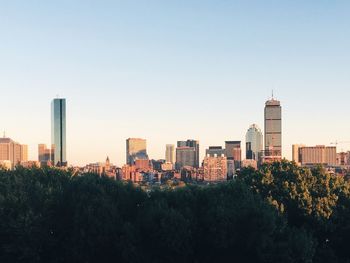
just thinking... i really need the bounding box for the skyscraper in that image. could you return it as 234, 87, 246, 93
206, 146, 225, 157
177, 140, 200, 168
126, 138, 148, 165
165, 144, 175, 164
245, 124, 263, 161
264, 97, 282, 159
51, 98, 67, 167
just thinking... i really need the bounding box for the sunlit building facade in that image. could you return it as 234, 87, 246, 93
203, 154, 227, 182
264, 98, 282, 160
126, 138, 149, 165
165, 144, 175, 164
0, 136, 28, 168
51, 98, 67, 167
245, 124, 263, 161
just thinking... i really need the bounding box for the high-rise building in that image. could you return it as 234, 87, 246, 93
264, 97, 282, 160
165, 144, 175, 164
225, 141, 241, 169
177, 140, 200, 168
51, 98, 67, 167
294, 145, 336, 167
126, 138, 148, 165
206, 146, 225, 157
38, 144, 51, 166
203, 154, 227, 181
0, 136, 28, 168
176, 146, 196, 170
245, 124, 263, 161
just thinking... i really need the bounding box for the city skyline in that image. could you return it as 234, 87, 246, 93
1, 1, 350, 165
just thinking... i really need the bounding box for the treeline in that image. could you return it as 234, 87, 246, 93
0, 162, 350, 262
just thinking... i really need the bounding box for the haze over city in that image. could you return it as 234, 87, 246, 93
1, 1, 350, 166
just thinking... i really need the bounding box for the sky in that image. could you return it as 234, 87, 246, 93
1, 0, 350, 166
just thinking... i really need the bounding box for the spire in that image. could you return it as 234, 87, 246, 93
272, 89, 274, 99
3, 130, 5, 138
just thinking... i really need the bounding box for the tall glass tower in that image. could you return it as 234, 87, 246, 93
245, 124, 263, 161
264, 97, 282, 158
51, 98, 67, 166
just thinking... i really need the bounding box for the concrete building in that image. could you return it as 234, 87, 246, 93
51, 98, 67, 167
245, 124, 263, 162
293, 145, 337, 167
0, 136, 28, 168
177, 140, 200, 168
165, 144, 175, 164
176, 146, 196, 170
206, 146, 225, 157
264, 97, 282, 160
203, 154, 227, 182
225, 141, 241, 169
126, 138, 148, 165
292, 144, 305, 165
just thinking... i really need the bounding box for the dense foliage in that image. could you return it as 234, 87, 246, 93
0, 161, 349, 262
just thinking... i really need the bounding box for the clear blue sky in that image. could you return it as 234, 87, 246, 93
1, 0, 350, 166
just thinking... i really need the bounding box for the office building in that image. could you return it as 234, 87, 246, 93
126, 138, 148, 165
206, 146, 225, 157
292, 144, 305, 165
203, 154, 227, 182
0, 136, 28, 168
177, 140, 200, 168
165, 144, 175, 164
245, 124, 263, 161
225, 141, 241, 169
51, 98, 67, 166
38, 144, 51, 166
264, 97, 282, 160
293, 145, 337, 167
176, 146, 196, 170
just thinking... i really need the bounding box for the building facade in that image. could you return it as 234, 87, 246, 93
51, 98, 67, 166
245, 124, 263, 162
293, 145, 337, 167
126, 138, 148, 165
225, 141, 241, 169
165, 144, 175, 164
176, 146, 196, 170
203, 154, 227, 182
264, 98, 282, 159
0, 137, 28, 168
206, 146, 225, 157
177, 140, 200, 168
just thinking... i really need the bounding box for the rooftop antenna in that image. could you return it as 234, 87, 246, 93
3, 130, 6, 138
272, 89, 274, 99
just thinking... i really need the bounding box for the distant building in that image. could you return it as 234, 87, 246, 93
203, 154, 227, 182
177, 140, 200, 168
165, 144, 175, 164
38, 144, 52, 166
337, 152, 350, 166
126, 138, 149, 165
121, 165, 142, 182
161, 162, 174, 171
225, 141, 241, 169
51, 98, 67, 167
135, 159, 150, 171
176, 146, 196, 170
292, 144, 305, 165
294, 145, 337, 167
245, 124, 263, 162
242, 159, 258, 169
206, 146, 225, 157
0, 136, 28, 168
264, 97, 282, 160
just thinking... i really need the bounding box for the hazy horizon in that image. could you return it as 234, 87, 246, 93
1, 1, 350, 166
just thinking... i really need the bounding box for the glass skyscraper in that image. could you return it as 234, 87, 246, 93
264, 98, 282, 158
245, 124, 263, 161
51, 98, 67, 166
